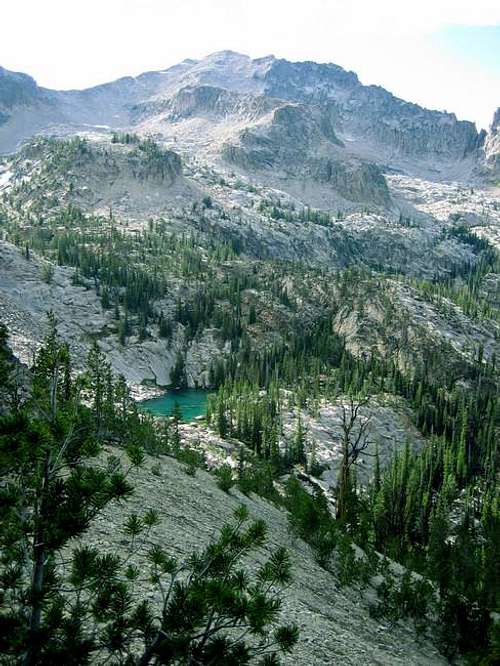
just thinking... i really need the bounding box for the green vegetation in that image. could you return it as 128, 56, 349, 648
111, 131, 140, 144
412, 226, 500, 321
258, 197, 336, 226
0, 322, 298, 665
207, 306, 499, 661
0, 136, 499, 662
129, 138, 181, 182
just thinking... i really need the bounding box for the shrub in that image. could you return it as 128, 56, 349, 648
215, 463, 234, 492
41, 262, 54, 284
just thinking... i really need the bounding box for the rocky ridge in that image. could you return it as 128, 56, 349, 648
0, 51, 498, 188
1, 132, 499, 395
484, 107, 500, 174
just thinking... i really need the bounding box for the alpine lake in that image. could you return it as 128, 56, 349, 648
138, 388, 209, 422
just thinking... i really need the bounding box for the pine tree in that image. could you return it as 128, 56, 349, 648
1, 328, 299, 665
373, 441, 381, 494
0, 323, 13, 409
85, 340, 109, 435
135, 506, 299, 665
170, 353, 187, 388
428, 496, 451, 593
118, 312, 131, 345
292, 413, 307, 466
216, 391, 229, 438
248, 302, 257, 325
0, 325, 135, 664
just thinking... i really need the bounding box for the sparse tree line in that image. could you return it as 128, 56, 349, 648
0, 154, 499, 662
2, 290, 496, 662
411, 225, 500, 322
206, 310, 499, 662
2, 201, 343, 377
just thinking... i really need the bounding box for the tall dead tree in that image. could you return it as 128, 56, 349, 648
336, 395, 373, 523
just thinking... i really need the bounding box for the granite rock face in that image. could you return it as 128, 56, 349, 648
492, 108, 500, 133
0, 67, 44, 112
262, 57, 484, 167
0, 67, 62, 152
218, 97, 391, 206
0, 241, 221, 391
0, 51, 496, 188
162, 85, 276, 123
484, 107, 500, 174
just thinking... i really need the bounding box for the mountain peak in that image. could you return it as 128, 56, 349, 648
0, 66, 37, 85
491, 107, 500, 134
0, 51, 495, 181
0, 66, 41, 115
204, 50, 250, 61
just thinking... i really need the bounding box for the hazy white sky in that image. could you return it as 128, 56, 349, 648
1, 0, 499, 130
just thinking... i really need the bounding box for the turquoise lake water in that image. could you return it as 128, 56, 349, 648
138, 389, 209, 421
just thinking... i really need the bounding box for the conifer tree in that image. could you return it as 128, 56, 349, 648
291, 413, 307, 466
170, 353, 187, 388
0, 323, 14, 410
135, 506, 299, 665
0, 326, 299, 666
0, 323, 135, 664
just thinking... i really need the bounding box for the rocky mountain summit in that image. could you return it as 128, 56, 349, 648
484, 107, 500, 171
0, 51, 498, 192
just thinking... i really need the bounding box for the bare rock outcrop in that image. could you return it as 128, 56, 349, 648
0, 51, 494, 186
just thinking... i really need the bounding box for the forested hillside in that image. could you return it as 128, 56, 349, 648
0, 53, 499, 665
